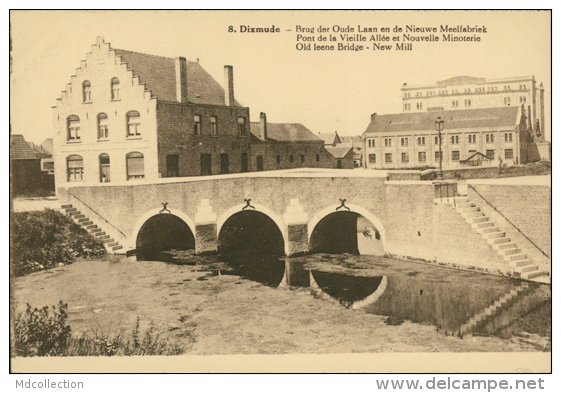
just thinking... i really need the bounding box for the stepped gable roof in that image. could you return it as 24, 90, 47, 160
325, 145, 352, 159
249, 122, 323, 143
363, 107, 520, 135
114, 49, 242, 106
11, 134, 39, 160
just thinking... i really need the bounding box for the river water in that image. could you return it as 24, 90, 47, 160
137, 250, 551, 341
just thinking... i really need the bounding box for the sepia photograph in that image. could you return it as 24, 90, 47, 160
9, 10, 551, 375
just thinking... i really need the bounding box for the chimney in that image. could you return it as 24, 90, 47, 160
175, 57, 188, 103
224, 65, 235, 106
259, 112, 267, 140
371, 113, 377, 122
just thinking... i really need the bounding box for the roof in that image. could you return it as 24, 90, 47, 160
318, 132, 341, 145
340, 136, 362, 146
325, 145, 353, 159
41, 138, 53, 155
114, 49, 242, 106
11, 134, 39, 160
460, 151, 492, 162
249, 122, 322, 143
363, 107, 521, 136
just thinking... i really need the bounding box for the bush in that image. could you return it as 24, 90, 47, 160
10, 209, 106, 277
13, 305, 193, 357
13, 302, 72, 357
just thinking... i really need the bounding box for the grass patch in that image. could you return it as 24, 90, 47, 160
10, 209, 106, 277
12, 302, 194, 357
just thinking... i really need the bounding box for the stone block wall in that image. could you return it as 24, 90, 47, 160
467, 184, 551, 269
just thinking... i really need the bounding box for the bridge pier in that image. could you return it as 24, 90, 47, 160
194, 199, 218, 254
284, 199, 309, 256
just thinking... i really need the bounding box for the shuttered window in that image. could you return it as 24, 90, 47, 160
126, 152, 145, 180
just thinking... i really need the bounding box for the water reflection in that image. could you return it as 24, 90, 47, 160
136, 250, 550, 341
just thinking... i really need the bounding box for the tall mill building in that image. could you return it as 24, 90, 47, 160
400, 76, 547, 139
53, 37, 344, 189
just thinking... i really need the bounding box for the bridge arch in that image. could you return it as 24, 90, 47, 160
129, 207, 196, 250
217, 203, 288, 255
307, 203, 386, 245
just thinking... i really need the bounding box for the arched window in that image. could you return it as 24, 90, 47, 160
67, 155, 84, 182
82, 80, 91, 102
97, 113, 109, 139
126, 152, 145, 180
67, 115, 80, 141
126, 111, 141, 137
111, 77, 120, 100
99, 154, 110, 182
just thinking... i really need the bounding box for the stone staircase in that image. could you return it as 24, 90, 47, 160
459, 282, 530, 336
61, 204, 124, 253
454, 197, 547, 281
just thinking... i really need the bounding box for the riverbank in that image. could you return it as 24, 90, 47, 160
12, 254, 550, 355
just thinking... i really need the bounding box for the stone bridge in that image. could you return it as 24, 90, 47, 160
57, 169, 551, 279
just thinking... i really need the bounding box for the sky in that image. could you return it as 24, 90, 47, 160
10, 10, 551, 145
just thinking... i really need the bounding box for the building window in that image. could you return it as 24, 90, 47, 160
238, 117, 247, 136
82, 80, 91, 102
435, 151, 441, 161
126, 152, 145, 180
418, 151, 426, 163
450, 135, 459, 144
220, 154, 229, 174
126, 111, 141, 137
257, 156, 264, 171
241, 153, 249, 172
451, 151, 460, 161
504, 97, 510, 105
67, 155, 83, 182
97, 113, 109, 139
505, 132, 513, 142
416, 102, 422, 110
434, 136, 440, 145
385, 138, 391, 147
316, 154, 320, 162
369, 154, 376, 164
401, 152, 409, 163
67, 115, 80, 141
368, 139, 375, 148
99, 154, 110, 182
276, 155, 281, 164
468, 134, 477, 144
417, 136, 425, 146
505, 149, 514, 159
401, 137, 408, 146
111, 78, 120, 100
385, 153, 392, 163
337, 160, 342, 169
210, 116, 218, 136
194, 115, 201, 136
465, 99, 471, 107
289, 154, 294, 163
486, 150, 495, 160
486, 133, 495, 143
300, 155, 305, 163
167, 155, 179, 177
404, 103, 410, 111
200, 154, 212, 176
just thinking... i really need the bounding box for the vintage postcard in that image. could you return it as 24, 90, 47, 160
9, 10, 551, 375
